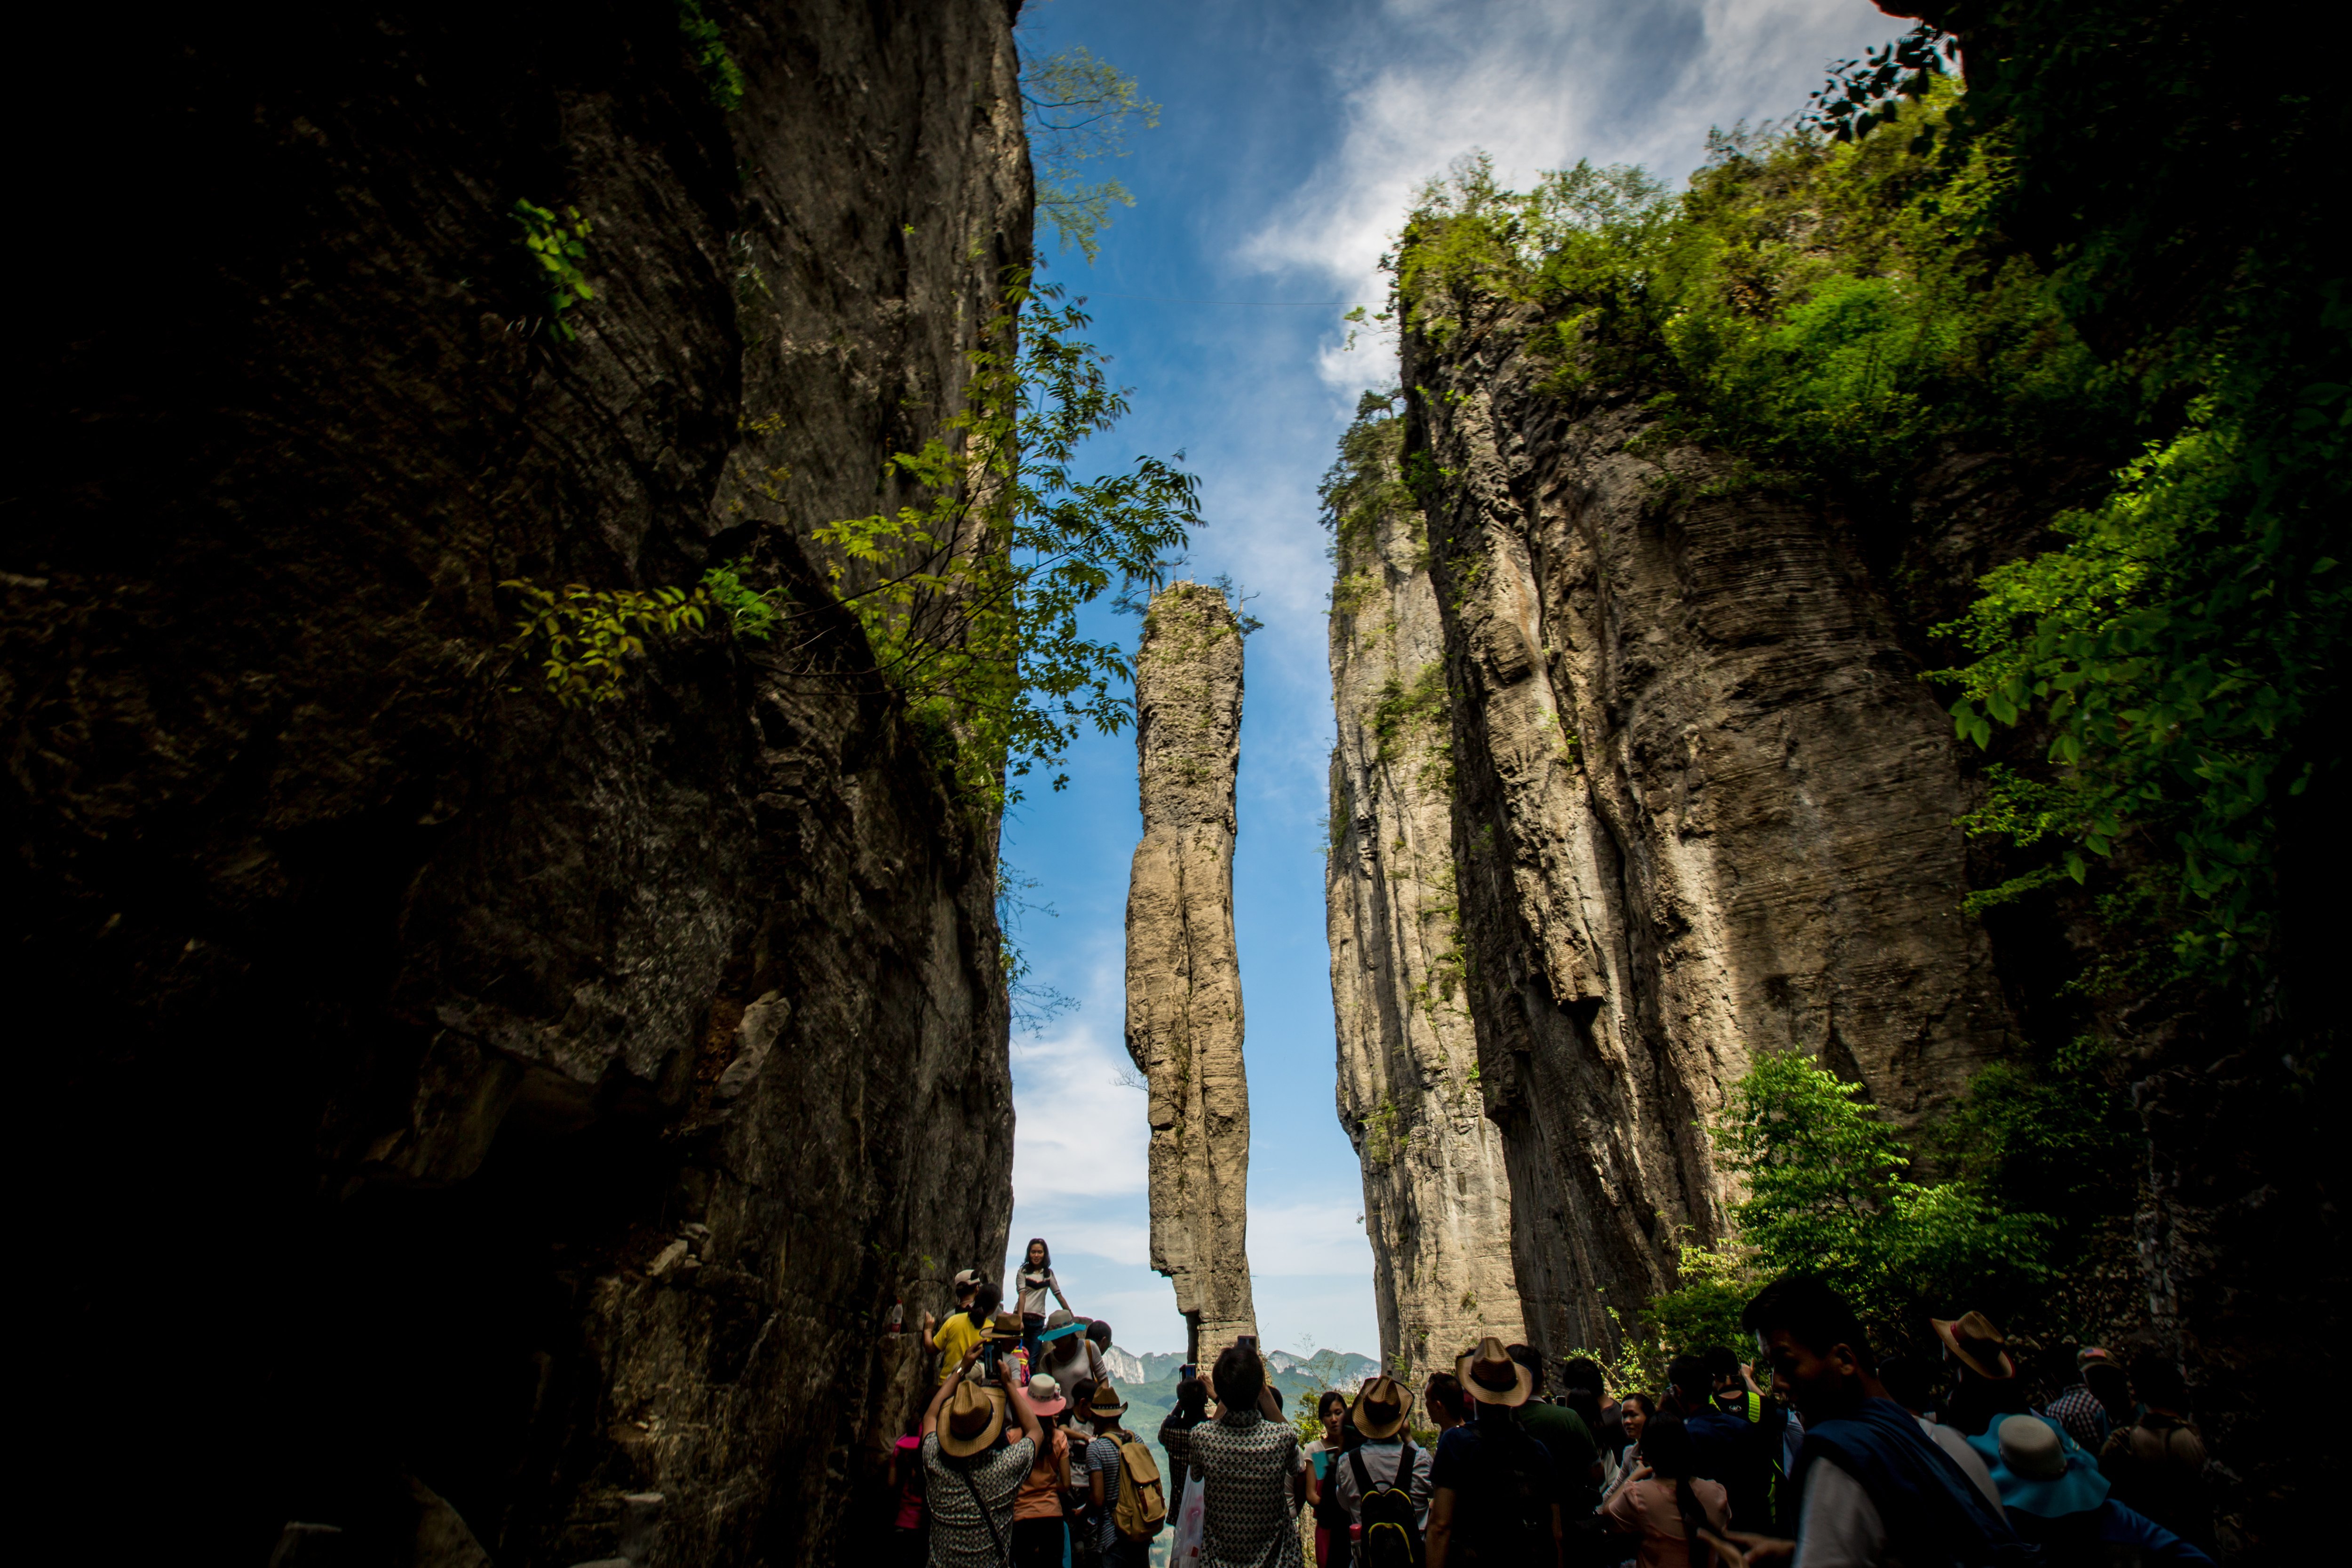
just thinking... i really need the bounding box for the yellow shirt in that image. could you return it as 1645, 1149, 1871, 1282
932, 1312, 987, 1382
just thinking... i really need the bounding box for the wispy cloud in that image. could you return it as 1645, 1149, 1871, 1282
1241, 0, 1905, 393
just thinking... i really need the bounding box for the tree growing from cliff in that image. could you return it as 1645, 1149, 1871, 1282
1020, 45, 1158, 263
813, 278, 1199, 806
1606, 1053, 2053, 1366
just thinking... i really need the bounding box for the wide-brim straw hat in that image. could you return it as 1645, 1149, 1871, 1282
985, 1311, 1025, 1340
1932, 1311, 2017, 1381
1967, 1414, 2110, 1519
938, 1381, 1008, 1457
1039, 1308, 1083, 1343
1352, 1375, 1412, 1439
1026, 1375, 1067, 1417
1087, 1381, 1129, 1419
1457, 1336, 1534, 1406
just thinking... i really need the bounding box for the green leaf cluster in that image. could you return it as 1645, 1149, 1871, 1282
810, 276, 1199, 807
501, 580, 707, 707
1019, 45, 1158, 263
1622, 1053, 2052, 1359
700, 559, 783, 641
674, 0, 744, 113
512, 200, 595, 342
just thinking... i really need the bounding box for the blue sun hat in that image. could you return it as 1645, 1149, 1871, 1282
1967, 1413, 2111, 1518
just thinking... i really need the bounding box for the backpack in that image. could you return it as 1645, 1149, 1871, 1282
1109, 1428, 1166, 1541
1462, 1427, 1549, 1566
1351, 1442, 1422, 1568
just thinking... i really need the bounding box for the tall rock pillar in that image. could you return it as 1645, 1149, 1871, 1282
1127, 582, 1258, 1361
1325, 412, 1528, 1386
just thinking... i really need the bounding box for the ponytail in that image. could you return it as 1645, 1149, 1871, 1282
1637, 1415, 1715, 1555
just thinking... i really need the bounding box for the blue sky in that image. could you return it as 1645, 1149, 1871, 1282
997, 0, 1909, 1358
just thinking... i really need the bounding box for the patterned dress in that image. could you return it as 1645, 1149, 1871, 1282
1188, 1409, 1305, 1568
922, 1432, 1037, 1568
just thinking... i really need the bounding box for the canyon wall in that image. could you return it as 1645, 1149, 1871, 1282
1127, 583, 1259, 1361
7, 3, 1027, 1563
1331, 294, 2030, 1361
1325, 421, 1528, 1385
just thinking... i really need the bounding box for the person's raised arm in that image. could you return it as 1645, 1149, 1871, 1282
1257, 1382, 1282, 1421
1425, 1487, 1456, 1568
921, 1349, 975, 1440
1006, 1372, 1042, 1452
1052, 1271, 1071, 1313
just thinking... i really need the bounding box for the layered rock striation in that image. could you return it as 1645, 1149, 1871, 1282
1326, 418, 1527, 1384
8, 5, 1027, 1563
1126, 583, 1259, 1360
1341, 295, 2030, 1359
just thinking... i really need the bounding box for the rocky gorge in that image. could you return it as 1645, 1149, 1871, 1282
9, 3, 1029, 1563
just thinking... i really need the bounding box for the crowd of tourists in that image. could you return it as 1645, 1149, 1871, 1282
892, 1240, 2218, 1568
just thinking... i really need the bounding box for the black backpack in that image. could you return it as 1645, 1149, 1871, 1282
1351, 1442, 1422, 1568
1462, 1426, 1550, 1567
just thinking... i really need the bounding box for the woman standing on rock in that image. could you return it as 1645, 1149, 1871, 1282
1016, 1238, 1072, 1362
1190, 1343, 1308, 1568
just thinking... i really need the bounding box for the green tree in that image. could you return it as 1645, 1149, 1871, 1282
1020, 45, 1158, 262
812, 276, 1199, 805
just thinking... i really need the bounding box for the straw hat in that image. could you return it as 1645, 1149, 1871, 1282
1352, 1375, 1412, 1440
985, 1311, 1025, 1341
1457, 1336, 1534, 1406
1087, 1381, 1129, 1419
1931, 1311, 2017, 1380
1038, 1308, 1084, 1343
1967, 1414, 2110, 1519
1026, 1374, 1067, 1418
937, 1380, 1008, 1457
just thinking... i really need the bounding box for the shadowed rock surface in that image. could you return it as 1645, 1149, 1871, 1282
1126, 582, 1258, 1361
1325, 421, 1526, 1386
8, 3, 1027, 1562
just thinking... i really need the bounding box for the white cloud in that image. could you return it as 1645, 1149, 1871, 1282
1247, 1197, 1376, 1278
1240, 0, 1907, 392
1011, 1020, 1152, 1203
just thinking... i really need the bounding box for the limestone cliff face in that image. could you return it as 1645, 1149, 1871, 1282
1127, 582, 1259, 1360
1326, 422, 1527, 1385
1393, 298, 2021, 1359
8, 4, 1026, 1563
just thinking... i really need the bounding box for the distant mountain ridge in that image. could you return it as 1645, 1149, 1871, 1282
1105, 1346, 1379, 1393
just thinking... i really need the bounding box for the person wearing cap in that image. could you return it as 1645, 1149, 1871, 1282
921, 1339, 1043, 1568
1425, 1336, 1565, 1568
1189, 1341, 1309, 1568
1077, 1380, 1149, 1567
1331, 1375, 1435, 1529
1970, 1414, 2213, 1565
2035, 1347, 2116, 1454
1010, 1374, 1073, 1568
1731, 1276, 2021, 1568
1932, 1311, 2032, 1438
929, 1278, 1001, 1385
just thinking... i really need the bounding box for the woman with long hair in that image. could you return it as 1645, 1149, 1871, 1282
1603, 1392, 1656, 1498
1303, 1389, 1354, 1566
1014, 1238, 1071, 1364
1600, 1413, 1729, 1568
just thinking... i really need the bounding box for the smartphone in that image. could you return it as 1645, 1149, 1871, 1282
1178, 1364, 1197, 1381
1237, 1335, 1257, 1353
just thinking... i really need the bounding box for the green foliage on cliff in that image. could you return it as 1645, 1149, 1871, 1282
1392, 22, 2349, 1006
674, 0, 744, 112
501, 581, 707, 706
512, 200, 595, 342
1622, 1053, 2052, 1363
813, 278, 1198, 806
